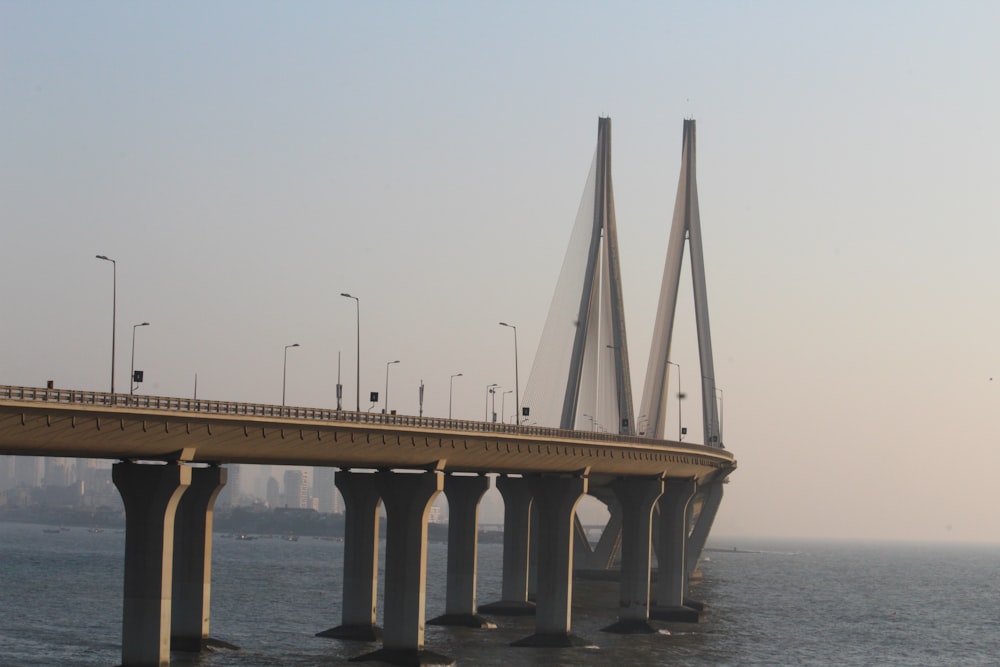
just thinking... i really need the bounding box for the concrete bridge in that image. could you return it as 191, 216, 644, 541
0, 384, 734, 665
0, 116, 736, 665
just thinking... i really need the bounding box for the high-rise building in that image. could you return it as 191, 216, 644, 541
283, 468, 311, 509
217, 464, 242, 508
44, 458, 72, 487
312, 467, 336, 513
265, 475, 280, 508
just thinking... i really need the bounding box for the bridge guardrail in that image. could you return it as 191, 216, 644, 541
0, 384, 726, 452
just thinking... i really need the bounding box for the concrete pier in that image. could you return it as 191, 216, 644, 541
602, 476, 664, 634
480, 475, 536, 616
113, 461, 191, 667
353, 470, 451, 666
512, 474, 589, 648
651, 478, 702, 623
686, 479, 725, 579
170, 465, 234, 652
318, 470, 382, 642
428, 474, 494, 629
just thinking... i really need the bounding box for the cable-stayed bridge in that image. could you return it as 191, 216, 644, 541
0, 118, 735, 666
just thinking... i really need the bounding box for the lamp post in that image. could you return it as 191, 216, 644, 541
130, 322, 150, 395
95, 255, 116, 393
282, 343, 300, 407
384, 360, 400, 414
502, 390, 512, 423
485, 383, 498, 421
449, 373, 463, 419
340, 293, 360, 412
499, 322, 520, 425
490, 385, 500, 423
667, 360, 683, 441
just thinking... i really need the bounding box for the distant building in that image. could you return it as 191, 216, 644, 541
44, 458, 72, 487
266, 476, 280, 508
312, 467, 336, 513
283, 469, 310, 509
217, 464, 242, 508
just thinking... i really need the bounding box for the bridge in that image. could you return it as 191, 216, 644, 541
0, 118, 736, 666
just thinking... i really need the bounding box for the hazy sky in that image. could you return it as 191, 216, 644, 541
2, 1, 998, 543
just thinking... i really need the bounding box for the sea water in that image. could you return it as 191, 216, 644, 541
1, 522, 998, 666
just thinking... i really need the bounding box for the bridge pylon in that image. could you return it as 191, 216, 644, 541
638, 119, 722, 447
522, 117, 635, 435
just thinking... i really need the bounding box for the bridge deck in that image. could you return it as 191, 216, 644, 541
0, 385, 735, 485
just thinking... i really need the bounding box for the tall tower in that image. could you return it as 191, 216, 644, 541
638, 119, 721, 446
522, 117, 635, 434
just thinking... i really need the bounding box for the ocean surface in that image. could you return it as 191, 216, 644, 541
1, 522, 998, 666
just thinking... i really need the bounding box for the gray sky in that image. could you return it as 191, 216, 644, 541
2, 1, 998, 542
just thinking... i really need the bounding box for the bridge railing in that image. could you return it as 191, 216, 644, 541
0, 384, 722, 451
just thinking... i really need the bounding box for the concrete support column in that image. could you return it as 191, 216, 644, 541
171, 465, 234, 652
602, 476, 663, 634
113, 461, 191, 667
354, 470, 449, 665
429, 474, 494, 629
685, 480, 724, 579
512, 474, 589, 648
318, 470, 382, 641
480, 475, 535, 616
651, 478, 701, 622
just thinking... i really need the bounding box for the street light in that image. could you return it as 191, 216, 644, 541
130, 322, 150, 395
490, 385, 500, 423
340, 293, 360, 412
385, 360, 400, 414
95, 255, 116, 393
499, 322, 520, 425
667, 360, 683, 441
485, 383, 498, 421
449, 373, 463, 419
282, 343, 300, 407
502, 390, 512, 424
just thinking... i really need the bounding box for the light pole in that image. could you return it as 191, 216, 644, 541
502, 390, 512, 423
499, 322, 520, 424
95, 255, 116, 393
130, 322, 150, 395
282, 343, 300, 407
340, 293, 360, 412
385, 360, 400, 414
485, 383, 498, 421
667, 360, 683, 441
449, 373, 463, 419
490, 385, 500, 423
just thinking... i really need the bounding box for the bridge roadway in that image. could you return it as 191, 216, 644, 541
0, 384, 736, 666
0, 384, 732, 482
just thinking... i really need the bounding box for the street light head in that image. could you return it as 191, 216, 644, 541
456, 373, 463, 377
96, 254, 106, 260
140, 322, 150, 327
340, 292, 354, 298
